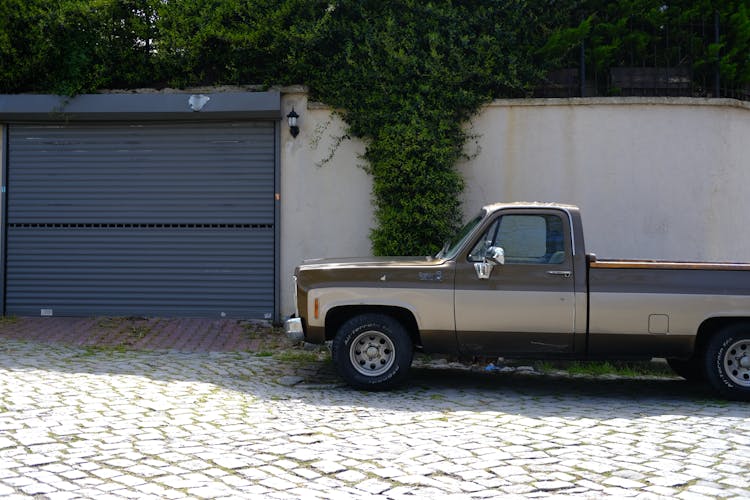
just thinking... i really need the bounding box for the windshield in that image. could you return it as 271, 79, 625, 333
435, 210, 486, 259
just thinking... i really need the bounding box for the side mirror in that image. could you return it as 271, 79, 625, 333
474, 247, 504, 280
486, 246, 505, 265
474, 262, 492, 279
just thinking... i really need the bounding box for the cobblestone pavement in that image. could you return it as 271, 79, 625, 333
0, 335, 749, 499
0, 317, 263, 352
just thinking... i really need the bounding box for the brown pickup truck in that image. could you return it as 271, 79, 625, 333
285, 202, 750, 400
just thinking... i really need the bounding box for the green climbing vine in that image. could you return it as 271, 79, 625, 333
298, 1, 549, 255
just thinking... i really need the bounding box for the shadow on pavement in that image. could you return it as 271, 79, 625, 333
289, 363, 744, 419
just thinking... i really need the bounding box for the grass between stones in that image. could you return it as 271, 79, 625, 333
416, 354, 678, 379
532, 360, 676, 378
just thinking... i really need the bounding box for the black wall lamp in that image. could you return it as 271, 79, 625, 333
287, 107, 300, 138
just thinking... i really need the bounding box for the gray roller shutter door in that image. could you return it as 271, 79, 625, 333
6, 121, 276, 318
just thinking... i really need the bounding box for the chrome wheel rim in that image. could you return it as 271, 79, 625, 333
350, 330, 395, 377
723, 340, 750, 387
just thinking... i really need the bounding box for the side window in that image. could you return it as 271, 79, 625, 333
468, 220, 498, 262
468, 214, 566, 264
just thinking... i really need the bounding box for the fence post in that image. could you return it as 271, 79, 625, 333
714, 10, 720, 98
580, 39, 586, 97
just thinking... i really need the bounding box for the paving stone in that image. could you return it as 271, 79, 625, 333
112, 474, 147, 487
720, 476, 750, 488
501, 483, 536, 494
125, 464, 164, 478
576, 479, 606, 491
371, 467, 403, 478
676, 491, 716, 500
0, 331, 747, 500
644, 485, 679, 497
356, 478, 391, 494
490, 465, 526, 477
335, 470, 367, 482
211, 457, 251, 470
90, 468, 123, 480
187, 484, 233, 499
45, 492, 81, 500
156, 474, 193, 489
533, 480, 575, 491
272, 459, 298, 470
131, 482, 170, 496
458, 480, 487, 493
646, 474, 693, 487
20, 481, 58, 495
4, 475, 36, 487
292, 468, 321, 480
20, 454, 58, 466
603, 486, 642, 497
604, 476, 647, 489
688, 483, 737, 497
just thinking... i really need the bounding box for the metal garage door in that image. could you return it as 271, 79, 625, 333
5, 121, 276, 318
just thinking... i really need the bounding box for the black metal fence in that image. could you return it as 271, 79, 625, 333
533, 11, 750, 101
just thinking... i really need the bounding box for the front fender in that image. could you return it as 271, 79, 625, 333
307, 286, 454, 335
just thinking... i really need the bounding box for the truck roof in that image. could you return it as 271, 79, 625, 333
483, 202, 581, 214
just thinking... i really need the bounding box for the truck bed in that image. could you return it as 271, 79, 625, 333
587, 255, 750, 358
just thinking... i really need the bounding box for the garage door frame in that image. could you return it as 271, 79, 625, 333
0, 91, 281, 321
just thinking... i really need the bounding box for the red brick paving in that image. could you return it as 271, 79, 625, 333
0, 317, 274, 352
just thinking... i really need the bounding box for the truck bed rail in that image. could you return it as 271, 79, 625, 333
589, 256, 750, 271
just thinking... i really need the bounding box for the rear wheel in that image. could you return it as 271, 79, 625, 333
704, 324, 750, 401
331, 313, 413, 390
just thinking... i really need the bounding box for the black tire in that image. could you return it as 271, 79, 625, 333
331, 313, 413, 390
704, 324, 750, 401
667, 357, 705, 383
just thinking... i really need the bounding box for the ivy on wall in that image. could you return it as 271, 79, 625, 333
1, 1, 747, 255
300, 1, 549, 255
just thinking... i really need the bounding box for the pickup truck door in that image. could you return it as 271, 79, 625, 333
454, 209, 576, 354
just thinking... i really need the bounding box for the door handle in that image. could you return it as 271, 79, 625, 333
547, 270, 571, 278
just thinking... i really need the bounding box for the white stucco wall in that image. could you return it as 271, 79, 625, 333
280, 92, 373, 315
279, 96, 750, 316
459, 98, 750, 263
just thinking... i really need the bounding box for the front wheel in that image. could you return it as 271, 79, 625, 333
704, 324, 750, 401
331, 313, 413, 390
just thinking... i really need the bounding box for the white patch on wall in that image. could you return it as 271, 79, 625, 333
188, 94, 210, 112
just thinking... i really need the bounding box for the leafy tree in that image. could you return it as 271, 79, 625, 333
0, 0, 52, 92
153, 0, 327, 87
711, 1, 750, 88
0, 0, 156, 94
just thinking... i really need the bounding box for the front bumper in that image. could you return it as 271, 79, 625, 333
284, 317, 305, 341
